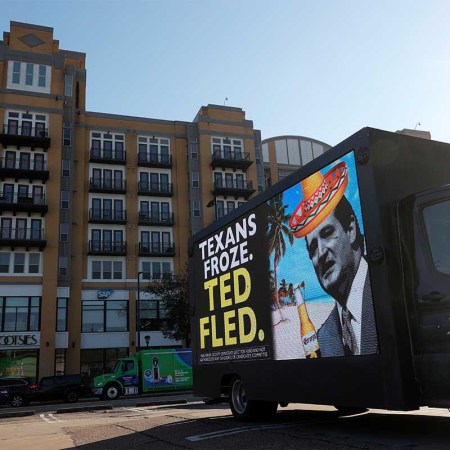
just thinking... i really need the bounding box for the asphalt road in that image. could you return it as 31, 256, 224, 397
1, 396, 450, 449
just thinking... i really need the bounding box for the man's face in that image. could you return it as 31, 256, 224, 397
305, 210, 356, 299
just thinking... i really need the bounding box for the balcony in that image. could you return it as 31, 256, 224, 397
0, 193, 48, 216
210, 150, 253, 171
0, 227, 46, 250
0, 125, 51, 150
137, 181, 173, 197
89, 148, 126, 165
89, 178, 126, 194
138, 211, 174, 226
138, 242, 175, 257
88, 240, 126, 256
88, 209, 127, 224
138, 153, 172, 168
0, 157, 49, 183
212, 179, 256, 199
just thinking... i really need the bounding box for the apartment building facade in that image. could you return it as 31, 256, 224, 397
0, 21, 330, 381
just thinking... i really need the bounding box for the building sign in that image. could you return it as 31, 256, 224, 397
0, 332, 40, 348
97, 290, 113, 299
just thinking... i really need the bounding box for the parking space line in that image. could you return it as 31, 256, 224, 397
39, 413, 64, 423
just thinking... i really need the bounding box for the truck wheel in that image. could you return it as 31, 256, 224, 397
64, 390, 79, 403
102, 383, 121, 400
229, 377, 277, 421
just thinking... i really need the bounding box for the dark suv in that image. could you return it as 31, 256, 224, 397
0, 377, 37, 407
35, 374, 91, 403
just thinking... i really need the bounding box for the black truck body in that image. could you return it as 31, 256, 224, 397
189, 128, 450, 419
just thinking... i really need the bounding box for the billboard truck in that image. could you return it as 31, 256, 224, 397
92, 348, 192, 400
189, 127, 450, 420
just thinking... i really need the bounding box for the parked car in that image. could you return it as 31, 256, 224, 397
0, 377, 37, 407
0, 387, 10, 406
35, 374, 91, 403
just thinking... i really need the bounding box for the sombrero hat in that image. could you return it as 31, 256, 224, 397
289, 161, 348, 238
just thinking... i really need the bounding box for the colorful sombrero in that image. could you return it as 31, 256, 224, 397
289, 161, 348, 238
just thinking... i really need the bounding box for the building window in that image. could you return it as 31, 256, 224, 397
63, 124, 71, 146
0, 252, 42, 275
55, 349, 66, 376
61, 191, 70, 209
192, 171, 199, 188
190, 143, 198, 159
62, 160, 70, 177
193, 200, 200, 217
91, 132, 125, 162
80, 348, 128, 380
60, 223, 69, 242
211, 136, 244, 159
138, 298, 169, 332
5, 110, 48, 137
25, 63, 33, 86
58, 256, 68, 276
28, 253, 40, 273
56, 298, 68, 332
90, 260, 124, 280
82, 300, 128, 333
38, 65, 46, 87
7, 62, 51, 93
137, 136, 170, 164
12, 62, 20, 84
141, 261, 172, 280
64, 74, 73, 97
0, 296, 40, 332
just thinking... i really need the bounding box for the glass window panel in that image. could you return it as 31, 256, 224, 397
0, 253, 10, 273
25, 63, 33, 85
14, 253, 25, 273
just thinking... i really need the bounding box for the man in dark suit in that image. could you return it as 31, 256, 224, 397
305, 195, 378, 356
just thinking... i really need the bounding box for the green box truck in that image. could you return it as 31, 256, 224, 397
92, 348, 192, 400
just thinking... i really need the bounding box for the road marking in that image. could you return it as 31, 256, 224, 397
39, 413, 64, 423
186, 423, 295, 441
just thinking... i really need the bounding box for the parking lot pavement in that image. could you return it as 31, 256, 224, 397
0, 391, 202, 419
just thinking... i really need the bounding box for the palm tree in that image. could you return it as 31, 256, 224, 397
267, 193, 294, 323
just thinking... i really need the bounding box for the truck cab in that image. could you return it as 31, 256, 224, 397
92, 357, 139, 400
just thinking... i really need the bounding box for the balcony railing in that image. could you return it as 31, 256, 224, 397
89, 178, 126, 193
211, 149, 253, 171
89, 209, 127, 224
0, 125, 51, 150
212, 179, 256, 199
138, 242, 175, 256
138, 153, 172, 168
137, 181, 173, 196
0, 227, 46, 249
0, 193, 48, 215
0, 157, 49, 182
88, 240, 126, 255
89, 148, 126, 164
138, 211, 174, 226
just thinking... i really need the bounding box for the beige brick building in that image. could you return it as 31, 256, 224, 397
0, 21, 330, 380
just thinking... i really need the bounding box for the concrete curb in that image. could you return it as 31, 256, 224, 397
55, 404, 113, 414
0, 410, 35, 419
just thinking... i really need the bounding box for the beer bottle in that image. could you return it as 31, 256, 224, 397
294, 284, 321, 358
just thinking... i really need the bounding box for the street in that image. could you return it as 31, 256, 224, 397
1, 396, 450, 449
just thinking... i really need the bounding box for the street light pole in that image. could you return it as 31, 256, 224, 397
137, 271, 144, 352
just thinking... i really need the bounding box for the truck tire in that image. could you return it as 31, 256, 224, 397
102, 383, 121, 400
64, 390, 79, 403
229, 377, 277, 421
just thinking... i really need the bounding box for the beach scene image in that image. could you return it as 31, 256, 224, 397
266, 151, 366, 360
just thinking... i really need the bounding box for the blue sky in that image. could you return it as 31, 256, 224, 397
2, 0, 450, 146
